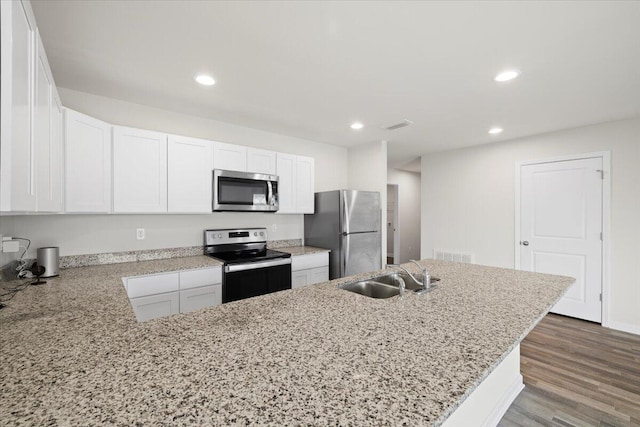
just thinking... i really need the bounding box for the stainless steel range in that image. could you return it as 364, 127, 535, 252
204, 228, 292, 303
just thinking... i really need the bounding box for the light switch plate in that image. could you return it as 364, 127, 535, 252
136, 228, 145, 240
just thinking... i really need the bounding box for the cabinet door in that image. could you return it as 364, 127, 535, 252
180, 285, 222, 314
34, 30, 61, 212
130, 292, 180, 322
292, 270, 310, 289
276, 153, 296, 214
213, 141, 247, 172
1, 0, 36, 211
113, 126, 167, 213
167, 135, 213, 213
296, 155, 315, 213
247, 148, 276, 175
64, 109, 112, 212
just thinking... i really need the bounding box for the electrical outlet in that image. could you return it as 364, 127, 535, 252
136, 228, 145, 240
2, 240, 20, 253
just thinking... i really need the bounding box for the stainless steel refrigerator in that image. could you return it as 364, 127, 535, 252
304, 190, 381, 279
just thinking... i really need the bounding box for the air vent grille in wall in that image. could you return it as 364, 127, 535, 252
433, 250, 474, 264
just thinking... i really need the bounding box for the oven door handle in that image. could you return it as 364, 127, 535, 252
225, 258, 291, 273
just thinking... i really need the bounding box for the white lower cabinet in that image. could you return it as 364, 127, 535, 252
125, 266, 222, 322
180, 285, 222, 314
291, 252, 329, 289
130, 292, 180, 322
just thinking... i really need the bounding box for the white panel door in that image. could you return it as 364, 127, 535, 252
247, 148, 277, 175
213, 141, 247, 172
292, 270, 310, 289
2, 0, 36, 211
113, 126, 167, 213
520, 157, 603, 322
179, 285, 222, 314
296, 155, 314, 213
167, 135, 213, 213
64, 109, 112, 212
276, 153, 296, 214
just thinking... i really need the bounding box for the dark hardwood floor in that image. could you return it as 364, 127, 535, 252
499, 314, 640, 427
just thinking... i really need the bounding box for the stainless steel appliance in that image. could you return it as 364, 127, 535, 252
36, 247, 59, 278
212, 170, 279, 212
204, 228, 291, 303
304, 190, 381, 279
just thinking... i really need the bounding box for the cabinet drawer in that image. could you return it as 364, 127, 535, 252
292, 252, 329, 271
309, 266, 329, 284
130, 291, 179, 322
292, 270, 310, 289
126, 273, 179, 298
180, 267, 222, 290
180, 285, 222, 314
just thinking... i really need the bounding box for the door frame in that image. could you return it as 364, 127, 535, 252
387, 183, 400, 263
514, 151, 611, 326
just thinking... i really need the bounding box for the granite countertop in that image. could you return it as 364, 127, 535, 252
277, 246, 331, 256
0, 257, 572, 426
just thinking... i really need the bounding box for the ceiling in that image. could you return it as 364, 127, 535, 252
31, 1, 640, 171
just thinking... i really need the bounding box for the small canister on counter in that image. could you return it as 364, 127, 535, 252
37, 247, 59, 278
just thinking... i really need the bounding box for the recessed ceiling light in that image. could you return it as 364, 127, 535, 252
494, 70, 520, 82
195, 74, 216, 86
488, 127, 503, 135
350, 122, 364, 130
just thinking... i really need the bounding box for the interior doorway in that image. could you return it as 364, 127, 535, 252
516, 152, 610, 324
386, 184, 399, 265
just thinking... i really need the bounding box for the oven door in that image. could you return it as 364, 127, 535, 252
213, 169, 279, 212
223, 258, 292, 303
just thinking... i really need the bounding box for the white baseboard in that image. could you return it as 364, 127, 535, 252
607, 320, 640, 336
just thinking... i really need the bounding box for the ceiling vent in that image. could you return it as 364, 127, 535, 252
384, 119, 414, 130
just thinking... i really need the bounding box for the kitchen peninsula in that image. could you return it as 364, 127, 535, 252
0, 258, 572, 425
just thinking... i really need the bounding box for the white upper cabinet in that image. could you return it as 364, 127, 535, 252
247, 148, 277, 175
113, 126, 167, 213
167, 135, 214, 213
213, 141, 247, 172
276, 153, 296, 214
276, 153, 315, 214
65, 109, 112, 213
1, 0, 37, 212
296, 155, 314, 213
34, 30, 61, 212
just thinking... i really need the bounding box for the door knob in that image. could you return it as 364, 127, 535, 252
520, 241, 529, 246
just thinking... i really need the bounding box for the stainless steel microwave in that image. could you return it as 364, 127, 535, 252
212, 169, 279, 212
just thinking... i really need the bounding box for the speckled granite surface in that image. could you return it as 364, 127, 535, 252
54, 239, 303, 269
0, 258, 572, 426
277, 246, 331, 256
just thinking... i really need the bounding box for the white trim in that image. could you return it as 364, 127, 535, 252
481, 376, 524, 427
515, 151, 611, 327
387, 183, 400, 263
607, 321, 640, 336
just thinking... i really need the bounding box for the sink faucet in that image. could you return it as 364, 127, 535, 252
385, 263, 430, 293
409, 260, 431, 290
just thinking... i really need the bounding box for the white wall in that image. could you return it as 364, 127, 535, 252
347, 141, 388, 267
3, 88, 348, 261
421, 117, 640, 332
388, 168, 421, 263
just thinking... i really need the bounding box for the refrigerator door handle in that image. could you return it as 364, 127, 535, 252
343, 235, 349, 277
342, 190, 349, 234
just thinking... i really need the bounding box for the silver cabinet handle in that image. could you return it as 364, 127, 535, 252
520, 241, 529, 246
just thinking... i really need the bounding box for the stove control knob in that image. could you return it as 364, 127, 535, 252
218, 233, 222, 238
254, 232, 258, 236
260, 232, 264, 236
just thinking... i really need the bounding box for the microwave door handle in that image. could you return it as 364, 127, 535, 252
267, 181, 274, 206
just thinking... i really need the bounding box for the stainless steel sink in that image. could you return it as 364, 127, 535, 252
339, 280, 401, 299
339, 272, 441, 298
